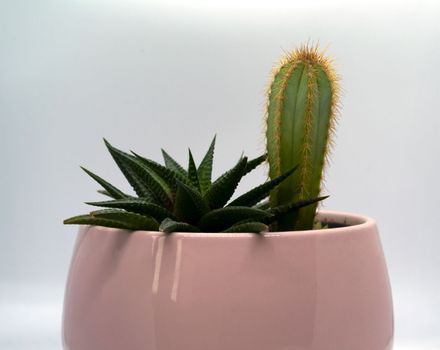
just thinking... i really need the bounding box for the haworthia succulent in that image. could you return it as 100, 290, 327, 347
197, 136, 216, 194
64, 215, 140, 230
132, 150, 195, 192
89, 209, 159, 230
187, 149, 200, 190
198, 206, 272, 232
85, 198, 175, 221
204, 157, 248, 209
228, 165, 298, 207
161, 149, 187, 177
64, 210, 159, 231
173, 180, 209, 225
159, 218, 200, 233
65, 132, 328, 233
242, 154, 267, 176
104, 139, 173, 208
265, 196, 329, 227
81, 167, 128, 200
222, 221, 269, 233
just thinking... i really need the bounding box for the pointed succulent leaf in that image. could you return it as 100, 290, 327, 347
97, 190, 134, 199
159, 218, 200, 233
128, 152, 174, 197
86, 198, 176, 221
161, 149, 187, 177
89, 209, 159, 230
97, 189, 113, 198
204, 157, 248, 209
64, 214, 145, 230
129, 151, 177, 197
187, 149, 200, 190
81, 167, 128, 199
173, 180, 209, 224
242, 154, 267, 176
266, 196, 329, 225
64, 211, 159, 230
197, 135, 216, 194
104, 139, 154, 200
133, 151, 195, 192
104, 140, 173, 208
222, 221, 269, 233
198, 206, 272, 232
228, 165, 298, 207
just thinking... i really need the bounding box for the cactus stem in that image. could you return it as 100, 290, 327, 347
265, 43, 340, 230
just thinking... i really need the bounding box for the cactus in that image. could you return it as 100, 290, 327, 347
266, 44, 339, 231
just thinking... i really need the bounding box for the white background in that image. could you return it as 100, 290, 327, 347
1, 0, 439, 349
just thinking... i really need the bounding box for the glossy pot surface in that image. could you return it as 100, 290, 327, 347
63, 210, 393, 350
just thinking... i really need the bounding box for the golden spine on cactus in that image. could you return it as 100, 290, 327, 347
265, 44, 339, 231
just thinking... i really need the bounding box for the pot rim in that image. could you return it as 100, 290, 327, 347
81, 210, 376, 238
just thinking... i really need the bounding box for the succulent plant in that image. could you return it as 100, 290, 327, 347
266, 44, 339, 231
64, 137, 327, 233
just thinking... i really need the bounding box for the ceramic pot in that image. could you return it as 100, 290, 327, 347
62, 210, 393, 350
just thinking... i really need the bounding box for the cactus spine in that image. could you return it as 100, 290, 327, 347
266, 45, 339, 231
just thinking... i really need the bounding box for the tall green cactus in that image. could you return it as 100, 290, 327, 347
266, 45, 339, 231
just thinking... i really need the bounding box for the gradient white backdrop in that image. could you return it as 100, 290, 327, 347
1, 0, 439, 349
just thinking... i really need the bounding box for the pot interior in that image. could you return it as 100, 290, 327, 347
315, 210, 370, 230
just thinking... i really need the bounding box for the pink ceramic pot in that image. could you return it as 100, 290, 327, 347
63, 210, 393, 350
